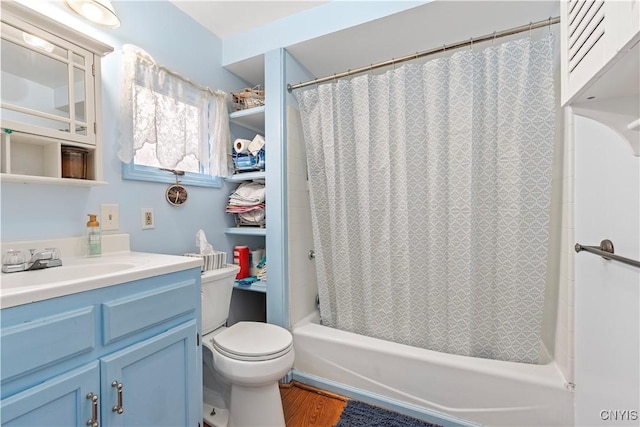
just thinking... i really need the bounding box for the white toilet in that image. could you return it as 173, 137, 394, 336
200, 264, 294, 427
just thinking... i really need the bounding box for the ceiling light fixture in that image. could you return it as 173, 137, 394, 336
65, 0, 121, 28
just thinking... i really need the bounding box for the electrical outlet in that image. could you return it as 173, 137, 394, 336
142, 208, 155, 229
101, 204, 119, 231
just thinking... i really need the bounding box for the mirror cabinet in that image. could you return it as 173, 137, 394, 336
0, 2, 113, 185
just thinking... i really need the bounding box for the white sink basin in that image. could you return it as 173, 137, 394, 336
0, 262, 137, 289
0, 235, 203, 309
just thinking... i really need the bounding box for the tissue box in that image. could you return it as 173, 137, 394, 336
184, 251, 227, 272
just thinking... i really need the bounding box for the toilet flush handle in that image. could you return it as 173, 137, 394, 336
111, 381, 124, 414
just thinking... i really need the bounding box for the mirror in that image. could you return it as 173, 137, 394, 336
1, 21, 87, 134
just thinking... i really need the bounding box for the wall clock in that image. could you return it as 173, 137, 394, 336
162, 168, 188, 206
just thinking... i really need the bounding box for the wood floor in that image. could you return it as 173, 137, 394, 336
203, 381, 348, 427
280, 381, 348, 427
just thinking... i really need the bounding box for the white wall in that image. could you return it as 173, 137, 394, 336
285, 51, 317, 328
286, 105, 317, 327
537, 98, 576, 385
574, 115, 640, 426
540, 34, 574, 382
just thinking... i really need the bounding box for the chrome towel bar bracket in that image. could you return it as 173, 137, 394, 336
575, 239, 640, 269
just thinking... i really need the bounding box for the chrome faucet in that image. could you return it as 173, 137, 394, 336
2, 248, 62, 273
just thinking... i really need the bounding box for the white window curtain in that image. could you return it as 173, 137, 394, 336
295, 35, 556, 364
119, 44, 231, 177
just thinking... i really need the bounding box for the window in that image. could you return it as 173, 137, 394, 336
119, 45, 231, 187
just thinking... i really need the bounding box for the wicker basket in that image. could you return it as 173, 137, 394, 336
231, 86, 265, 111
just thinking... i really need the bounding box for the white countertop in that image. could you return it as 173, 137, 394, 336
0, 234, 202, 309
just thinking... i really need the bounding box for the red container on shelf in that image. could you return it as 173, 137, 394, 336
233, 246, 250, 279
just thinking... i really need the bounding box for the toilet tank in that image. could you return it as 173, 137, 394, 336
201, 264, 240, 334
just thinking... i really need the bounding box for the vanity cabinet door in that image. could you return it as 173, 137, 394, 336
0, 361, 100, 427
100, 320, 200, 427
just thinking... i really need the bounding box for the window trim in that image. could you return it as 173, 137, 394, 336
122, 162, 222, 188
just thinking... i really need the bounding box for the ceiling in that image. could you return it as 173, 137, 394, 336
169, 1, 327, 39
170, 1, 560, 86
285, 1, 560, 84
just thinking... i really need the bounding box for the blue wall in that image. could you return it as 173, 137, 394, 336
1, 1, 250, 257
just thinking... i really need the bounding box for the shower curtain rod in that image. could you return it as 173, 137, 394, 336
287, 16, 560, 92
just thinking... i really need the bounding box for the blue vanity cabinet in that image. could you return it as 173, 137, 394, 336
1, 362, 101, 427
0, 268, 202, 427
99, 320, 199, 427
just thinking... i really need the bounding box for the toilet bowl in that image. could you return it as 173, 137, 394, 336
203, 322, 294, 427
200, 265, 294, 427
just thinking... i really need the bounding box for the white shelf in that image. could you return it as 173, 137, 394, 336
229, 106, 265, 134
234, 280, 267, 293
224, 227, 266, 236
0, 173, 107, 186
225, 171, 266, 183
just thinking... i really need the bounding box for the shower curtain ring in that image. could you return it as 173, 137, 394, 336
470, 37, 473, 50
529, 21, 533, 37
548, 17, 552, 34
492, 31, 496, 45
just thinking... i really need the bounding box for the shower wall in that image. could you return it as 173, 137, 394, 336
539, 32, 574, 383
285, 51, 318, 328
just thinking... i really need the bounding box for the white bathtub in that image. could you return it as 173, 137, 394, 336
292, 312, 573, 427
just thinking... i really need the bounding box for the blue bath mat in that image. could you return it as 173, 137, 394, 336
335, 400, 442, 427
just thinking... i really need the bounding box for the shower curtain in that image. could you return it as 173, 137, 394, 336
295, 35, 555, 364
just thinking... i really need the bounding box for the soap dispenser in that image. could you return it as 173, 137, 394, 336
86, 214, 101, 257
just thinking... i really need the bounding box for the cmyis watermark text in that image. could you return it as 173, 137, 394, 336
600, 410, 638, 421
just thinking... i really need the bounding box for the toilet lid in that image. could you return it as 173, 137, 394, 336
212, 322, 293, 361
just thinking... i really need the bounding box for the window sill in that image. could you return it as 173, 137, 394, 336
121, 163, 222, 188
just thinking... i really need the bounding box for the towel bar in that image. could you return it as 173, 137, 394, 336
575, 239, 640, 269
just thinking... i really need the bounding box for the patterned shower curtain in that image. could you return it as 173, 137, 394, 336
294, 35, 555, 364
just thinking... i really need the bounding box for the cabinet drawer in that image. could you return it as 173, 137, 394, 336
102, 279, 197, 345
1, 306, 95, 383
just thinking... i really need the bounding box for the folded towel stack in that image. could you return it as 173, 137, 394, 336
226, 181, 265, 226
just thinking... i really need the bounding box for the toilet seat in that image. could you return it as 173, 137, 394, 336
212, 322, 293, 362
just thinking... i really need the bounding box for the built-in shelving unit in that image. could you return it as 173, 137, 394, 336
225, 170, 265, 183
225, 106, 266, 239
226, 105, 267, 297
229, 105, 265, 134
224, 227, 266, 236
561, 0, 640, 155
234, 280, 267, 293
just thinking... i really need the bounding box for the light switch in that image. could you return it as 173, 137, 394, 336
101, 204, 119, 231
